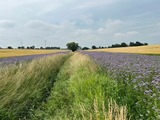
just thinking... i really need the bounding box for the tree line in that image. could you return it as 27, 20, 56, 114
0, 46, 61, 49
92, 41, 148, 49
0, 41, 148, 52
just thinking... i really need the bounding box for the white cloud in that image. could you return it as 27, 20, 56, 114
105, 19, 123, 27
115, 31, 139, 38
0, 20, 15, 28
126, 31, 139, 35
0, 0, 159, 47
97, 19, 124, 34
114, 33, 126, 38
74, 0, 119, 9
26, 20, 59, 30
79, 14, 94, 25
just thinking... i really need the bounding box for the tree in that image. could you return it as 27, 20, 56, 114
8, 46, 13, 49
144, 43, 148, 46
129, 42, 135, 46
135, 41, 143, 46
82, 47, 89, 50
121, 42, 128, 47
66, 42, 79, 52
18, 46, 25, 49
30, 46, 35, 49
92, 45, 97, 49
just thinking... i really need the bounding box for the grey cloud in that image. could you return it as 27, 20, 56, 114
26, 20, 59, 30
74, 0, 119, 9
0, 20, 15, 28
115, 31, 139, 38
79, 14, 94, 25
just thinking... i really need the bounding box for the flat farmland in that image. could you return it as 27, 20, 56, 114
89, 45, 160, 55
0, 49, 65, 58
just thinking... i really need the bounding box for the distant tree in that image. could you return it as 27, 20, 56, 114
111, 44, 121, 48
40, 47, 44, 49
27, 46, 30, 49
18, 46, 25, 49
82, 47, 89, 50
30, 46, 35, 49
129, 42, 135, 46
121, 42, 128, 47
135, 41, 143, 46
0, 47, 2, 49
144, 43, 148, 46
66, 42, 79, 52
45, 47, 60, 49
99, 46, 102, 49
8, 46, 13, 49
92, 45, 97, 49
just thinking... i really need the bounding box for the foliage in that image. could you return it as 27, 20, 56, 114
0, 54, 69, 119
66, 42, 79, 52
32, 53, 128, 119
1, 51, 159, 119
129, 41, 148, 46
108, 41, 148, 48
18, 46, 25, 49
7, 46, 13, 49
82, 47, 90, 50
27, 46, 35, 49
82, 51, 160, 119
92, 45, 97, 49
45, 47, 60, 49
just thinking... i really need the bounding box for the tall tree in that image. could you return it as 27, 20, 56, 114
66, 42, 79, 52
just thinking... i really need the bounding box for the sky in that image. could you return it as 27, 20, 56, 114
0, 0, 160, 48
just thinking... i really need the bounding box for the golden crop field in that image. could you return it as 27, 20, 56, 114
0, 49, 66, 58
89, 45, 160, 54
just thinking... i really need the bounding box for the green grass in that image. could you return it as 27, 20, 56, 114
32, 53, 127, 120
0, 54, 69, 119
1, 52, 157, 119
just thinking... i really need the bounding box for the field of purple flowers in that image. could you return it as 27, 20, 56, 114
82, 51, 160, 119
0, 51, 69, 67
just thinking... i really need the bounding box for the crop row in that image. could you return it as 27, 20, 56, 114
81, 51, 160, 119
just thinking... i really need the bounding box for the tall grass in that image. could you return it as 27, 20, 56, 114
33, 53, 128, 120
0, 54, 69, 119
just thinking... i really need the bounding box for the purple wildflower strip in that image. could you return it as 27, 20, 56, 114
81, 51, 160, 86
0, 51, 69, 67
81, 51, 160, 117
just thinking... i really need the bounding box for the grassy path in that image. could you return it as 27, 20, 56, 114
32, 53, 127, 120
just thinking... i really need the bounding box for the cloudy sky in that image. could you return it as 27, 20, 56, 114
0, 0, 160, 48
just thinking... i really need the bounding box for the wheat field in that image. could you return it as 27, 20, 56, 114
89, 45, 160, 54
0, 49, 65, 58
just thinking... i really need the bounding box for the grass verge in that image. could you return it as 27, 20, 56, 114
32, 53, 128, 120
0, 54, 69, 120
